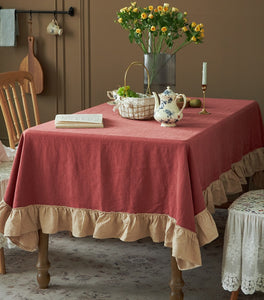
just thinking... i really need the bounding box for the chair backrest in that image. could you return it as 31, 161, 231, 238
0, 71, 40, 149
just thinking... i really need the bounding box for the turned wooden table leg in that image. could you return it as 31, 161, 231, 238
36, 230, 50, 289
230, 290, 239, 300
0, 248, 6, 274
170, 251, 184, 300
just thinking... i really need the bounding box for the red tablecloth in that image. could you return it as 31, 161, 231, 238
0, 98, 264, 270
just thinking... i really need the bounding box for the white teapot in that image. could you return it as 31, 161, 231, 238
153, 86, 187, 127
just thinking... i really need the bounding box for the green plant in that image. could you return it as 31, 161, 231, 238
117, 86, 139, 97
116, 2, 205, 54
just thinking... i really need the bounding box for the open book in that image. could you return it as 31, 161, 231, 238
55, 114, 104, 128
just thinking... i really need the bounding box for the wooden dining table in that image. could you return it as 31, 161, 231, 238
0, 97, 264, 299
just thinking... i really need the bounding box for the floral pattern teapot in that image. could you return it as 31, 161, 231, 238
153, 86, 187, 127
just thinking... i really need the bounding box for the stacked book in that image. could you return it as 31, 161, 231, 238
55, 114, 103, 128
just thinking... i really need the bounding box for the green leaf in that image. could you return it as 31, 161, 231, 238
129, 31, 134, 43
177, 12, 183, 22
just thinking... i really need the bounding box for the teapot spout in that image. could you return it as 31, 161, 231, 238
152, 92, 160, 111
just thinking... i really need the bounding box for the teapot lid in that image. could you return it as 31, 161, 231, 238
162, 86, 175, 96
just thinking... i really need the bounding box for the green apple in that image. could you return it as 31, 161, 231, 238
190, 99, 202, 108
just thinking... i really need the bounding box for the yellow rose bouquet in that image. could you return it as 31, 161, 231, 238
116, 2, 205, 55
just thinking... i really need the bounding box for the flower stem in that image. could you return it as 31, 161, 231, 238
172, 40, 192, 54
140, 35, 148, 53
157, 36, 164, 53
140, 43, 148, 53
152, 35, 157, 54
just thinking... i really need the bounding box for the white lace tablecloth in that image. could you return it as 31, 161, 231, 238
222, 190, 264, 295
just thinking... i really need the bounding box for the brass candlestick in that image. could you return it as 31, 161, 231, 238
199, 84, 211, 115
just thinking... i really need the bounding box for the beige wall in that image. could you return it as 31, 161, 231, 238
0, 0, 90, 143
90, 0, 264, 117
0, 0, 263, 143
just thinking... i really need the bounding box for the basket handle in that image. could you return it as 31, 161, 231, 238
124, 61, 151, 97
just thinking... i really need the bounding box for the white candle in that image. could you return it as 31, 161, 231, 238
202, 62, 207, 85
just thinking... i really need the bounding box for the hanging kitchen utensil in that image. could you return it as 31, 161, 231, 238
19, 14, 43, 94
47, 13, 63, 36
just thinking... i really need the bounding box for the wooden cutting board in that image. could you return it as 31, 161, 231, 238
19, 36, 43, 94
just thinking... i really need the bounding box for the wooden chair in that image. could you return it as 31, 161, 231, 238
222, 189, 264, 299
0, 70, 40, 274
0, 70, 40, 148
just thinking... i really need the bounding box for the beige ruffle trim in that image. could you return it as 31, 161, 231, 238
204, 147, 264, 213
0, 200, 218, 271
1, 147, 263, 270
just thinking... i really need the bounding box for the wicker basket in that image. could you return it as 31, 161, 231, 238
108, 62, 155, 120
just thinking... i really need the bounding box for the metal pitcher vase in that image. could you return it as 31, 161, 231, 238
144, 53, 176, 94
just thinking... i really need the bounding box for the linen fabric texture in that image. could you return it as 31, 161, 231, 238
0, 99, 264, 270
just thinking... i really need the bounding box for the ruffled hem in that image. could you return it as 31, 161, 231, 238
0, 201, 218, 271
1, 147, 263, 270
204, 147, 264, 212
